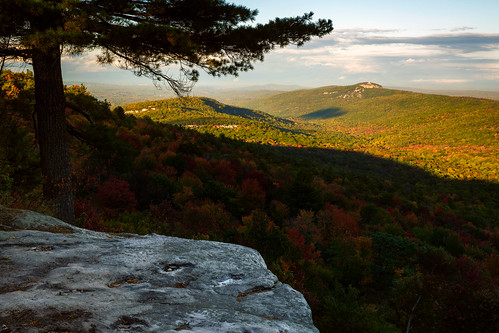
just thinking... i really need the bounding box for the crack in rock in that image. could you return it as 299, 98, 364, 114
237, 285, 276, 302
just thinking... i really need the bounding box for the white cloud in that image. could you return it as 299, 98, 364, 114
268, 30, 499, 87
62, 51, 112, 73
401, 58, 426, 64
412, 79, 469, 84
58, 28, 499, 90
275, 47, 329, 55
451, 26, 475, 32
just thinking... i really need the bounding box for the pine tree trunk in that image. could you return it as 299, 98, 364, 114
32, 47, 75, 224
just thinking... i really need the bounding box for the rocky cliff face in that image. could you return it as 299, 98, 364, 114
0, 205, 318, 332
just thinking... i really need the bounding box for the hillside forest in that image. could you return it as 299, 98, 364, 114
1, 70, 498, 332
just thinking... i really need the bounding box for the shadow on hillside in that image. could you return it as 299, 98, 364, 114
301, 108, 346, 120
202, 98, 294, 125
251, 143, 499, 221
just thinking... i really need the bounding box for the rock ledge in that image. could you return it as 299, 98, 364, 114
0, 206, 318, 332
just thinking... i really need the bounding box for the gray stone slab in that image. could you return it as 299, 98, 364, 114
0, 206, 318, 332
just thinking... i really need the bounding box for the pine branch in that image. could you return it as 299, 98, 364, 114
66, 102, 95, 124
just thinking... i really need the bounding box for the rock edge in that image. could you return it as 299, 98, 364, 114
0, 206, 318, 332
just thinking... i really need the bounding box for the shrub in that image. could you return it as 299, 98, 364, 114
360, 204, 393, 225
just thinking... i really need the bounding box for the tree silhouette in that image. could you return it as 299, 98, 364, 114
0, 0, 333, 223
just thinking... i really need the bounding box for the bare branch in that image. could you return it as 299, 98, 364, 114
66, 123, 94, 146
102, 45, 194, 95
406, 296, 422, 333
66, 102, 95, 124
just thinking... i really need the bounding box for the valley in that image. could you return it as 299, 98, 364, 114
123, 83, 499, 183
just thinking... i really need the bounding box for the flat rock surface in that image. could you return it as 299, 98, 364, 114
0, 206, 318, 332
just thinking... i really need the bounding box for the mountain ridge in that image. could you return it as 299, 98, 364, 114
123, 96, 295, 126
74, 81, 499, 106
120, 84, 499, 183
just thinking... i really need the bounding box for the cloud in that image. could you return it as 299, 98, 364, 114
451, 26, 475, 32
62, 51, 112, 73
276, 46, 380, 73
401, 58, 426, 64
412, 79, 469, 84
264, 29, 499, 88
304, 30, 499, 53
59, 27, 499, 90
276, 30, 499, 69
352, 33, 499, 54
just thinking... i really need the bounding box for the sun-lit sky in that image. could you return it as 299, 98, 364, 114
61, 0, 499, 91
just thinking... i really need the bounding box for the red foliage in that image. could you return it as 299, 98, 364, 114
182, 200, 232, 235
117, 128, 143, 150
484, 253, 499, 284
239, 178, 266, 212
189, 156, 212, 175
213, 159, 237, 185
451, 255, 483, 288
288, 227, 321, 261
149, 199, 181, 231
168, 141, 179, 152
317, 204, 360, 240
402, 212, 419, 227
74, 199, 104, 231
433, 203, 463, 227
96, 177, 137, 213
287, 259, 307, 291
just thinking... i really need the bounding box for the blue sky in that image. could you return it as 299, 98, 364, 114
61, 0, 499, 91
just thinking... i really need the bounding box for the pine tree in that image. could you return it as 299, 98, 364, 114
0, 0, 333, 223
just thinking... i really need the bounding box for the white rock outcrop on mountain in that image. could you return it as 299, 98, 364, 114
359, 82, 382, 89
0, 205, 318, 332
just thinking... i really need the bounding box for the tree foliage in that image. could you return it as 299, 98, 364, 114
0, 0, 332, 94
0, 0, 332, 222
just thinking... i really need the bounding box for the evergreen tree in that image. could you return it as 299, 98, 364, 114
0, 0, 333, 223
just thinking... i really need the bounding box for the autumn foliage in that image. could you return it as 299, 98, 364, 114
1, 71, 498, 333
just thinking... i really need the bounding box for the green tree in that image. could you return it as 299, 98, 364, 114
0, 0, 333, 223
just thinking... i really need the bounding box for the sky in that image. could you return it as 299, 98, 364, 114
60, 0, 499, 91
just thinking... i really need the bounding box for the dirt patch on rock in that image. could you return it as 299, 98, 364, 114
0, 308, 94, 332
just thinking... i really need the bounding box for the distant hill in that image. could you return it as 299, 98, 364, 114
390, 86, 499, 101
122, 97, 315, 145
230, 83, 499, 182
200, 90, 288, 105
123, 96, 293, 126
67, 82, 176, 105
73, 80, 498, 106
231, 82, 499, 146
127, 84, 498, 183
69, 82, 302, 106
